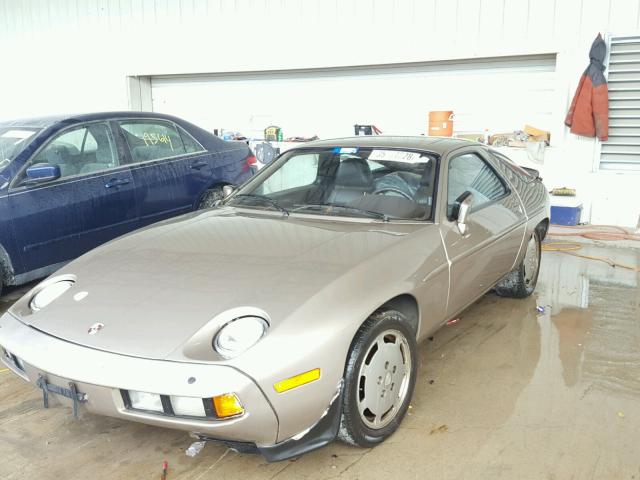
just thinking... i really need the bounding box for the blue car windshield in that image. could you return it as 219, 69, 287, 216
0, 127, 40, 171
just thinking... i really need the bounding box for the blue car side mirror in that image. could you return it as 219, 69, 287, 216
25, 163, 61, 183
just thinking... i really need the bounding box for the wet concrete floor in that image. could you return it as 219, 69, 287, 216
0, 244, 639, 479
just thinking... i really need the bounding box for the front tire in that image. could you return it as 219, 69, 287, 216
338, 310, 418, 447
198, 188, 225, 210
494, 229, 541, 298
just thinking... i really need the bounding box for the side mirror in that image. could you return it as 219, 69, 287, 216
25, 163, 61, 184
453, 191, 474, 235
222, 185, 235, 198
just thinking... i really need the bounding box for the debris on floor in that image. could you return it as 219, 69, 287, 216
186, 440, 206, 457
446, 318, 459, 326
618, 411, 625, 418
536, 306, 546, 314
429, 425, 448, 435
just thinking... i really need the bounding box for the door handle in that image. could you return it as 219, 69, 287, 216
189, 161, 208, 170
105, 178, 131, 188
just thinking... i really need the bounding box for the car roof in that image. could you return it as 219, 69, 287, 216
0, 111, 185, 129
300, 135, 481, 156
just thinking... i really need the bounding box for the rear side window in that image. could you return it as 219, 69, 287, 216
178, 126, 205, 154
447, 153, 507, 217
490, 150, 534, 182
119, 121, 187, 162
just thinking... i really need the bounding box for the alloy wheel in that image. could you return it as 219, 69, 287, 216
357, 329, 412, 430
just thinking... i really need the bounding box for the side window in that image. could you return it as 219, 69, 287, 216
31, 123, 118, 178
257, 153, 319, 195
178, 126, 205, 154
491, 151, 534, 183
447, 153, 507, 218
119, 121, 186, 163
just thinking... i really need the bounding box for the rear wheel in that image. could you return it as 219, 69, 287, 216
198, 188, 225, 210
338, 310, 417, 447
494, 229, 541, 298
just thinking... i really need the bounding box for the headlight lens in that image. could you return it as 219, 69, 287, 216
213, 316, 268, 358
170, 396, 206, 417
30, 280, 75, 311
128, 391, 163, 412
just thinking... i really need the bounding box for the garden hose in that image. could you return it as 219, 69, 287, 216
542, 241, 640, 272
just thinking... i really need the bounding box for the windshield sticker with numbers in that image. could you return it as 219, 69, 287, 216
368, 150, 427, 163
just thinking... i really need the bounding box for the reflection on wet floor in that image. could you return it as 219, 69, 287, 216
551, 307, 592, 387
539, 245, 640, 397
583, 280, 640, 399
0, 245, 638, 479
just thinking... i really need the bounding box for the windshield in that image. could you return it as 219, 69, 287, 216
0, 127, 40, 171
228, 147, 437, 221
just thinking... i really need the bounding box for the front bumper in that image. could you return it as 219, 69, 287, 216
0, 312, 278, 446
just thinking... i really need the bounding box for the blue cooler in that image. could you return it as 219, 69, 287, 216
550, 196, 582, 226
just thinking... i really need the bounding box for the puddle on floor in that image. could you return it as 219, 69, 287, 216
551, 307, 593, 387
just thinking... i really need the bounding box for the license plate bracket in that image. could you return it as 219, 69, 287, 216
36, 374, 87, 419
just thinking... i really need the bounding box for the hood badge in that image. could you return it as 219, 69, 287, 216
87, 323, 105, 335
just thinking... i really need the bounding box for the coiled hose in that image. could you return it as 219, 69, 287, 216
543, 225, 640, 272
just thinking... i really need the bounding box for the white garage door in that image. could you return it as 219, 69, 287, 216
151, 55, 556, 140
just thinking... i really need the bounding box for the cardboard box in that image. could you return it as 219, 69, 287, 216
524, 124, 550, 145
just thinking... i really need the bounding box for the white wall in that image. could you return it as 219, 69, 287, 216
1, 0, 639, 226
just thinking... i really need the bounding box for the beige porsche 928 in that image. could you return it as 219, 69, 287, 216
0, 137, 549, 461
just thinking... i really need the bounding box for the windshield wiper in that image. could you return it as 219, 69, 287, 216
293, 203, 389, 222
227, 193, 289, 216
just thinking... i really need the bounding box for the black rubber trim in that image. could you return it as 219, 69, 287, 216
257, 392, 343, 462
160, 395, 174, 415
203, 397, 217, 418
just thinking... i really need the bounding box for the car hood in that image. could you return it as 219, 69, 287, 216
13, 208, 424, 360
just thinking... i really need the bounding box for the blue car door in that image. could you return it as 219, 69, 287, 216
116, 119, 213, 227
8, 121, 138, 274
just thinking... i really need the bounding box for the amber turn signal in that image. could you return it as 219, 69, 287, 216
273, 368, 321, 393
212, 393, 244, 418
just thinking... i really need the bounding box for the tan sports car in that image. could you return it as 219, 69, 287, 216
0, 137, 549, 461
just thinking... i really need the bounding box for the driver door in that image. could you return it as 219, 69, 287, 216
439, 148, 525, 317
8, 122, 138, 274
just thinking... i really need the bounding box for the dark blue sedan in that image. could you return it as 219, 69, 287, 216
0, 111, 255, 295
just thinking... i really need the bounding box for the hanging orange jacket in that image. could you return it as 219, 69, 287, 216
565, 34, 609, 141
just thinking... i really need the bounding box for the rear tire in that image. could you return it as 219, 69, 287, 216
198, 188, 224, 210
494, 229, 541, 298
338, 310, 417, 447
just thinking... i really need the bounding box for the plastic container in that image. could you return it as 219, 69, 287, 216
186, 441, 206, 457
428, 111, 454, 137
550, 196, 582, 226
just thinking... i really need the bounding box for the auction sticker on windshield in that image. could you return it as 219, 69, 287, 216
368, 150, 426, 163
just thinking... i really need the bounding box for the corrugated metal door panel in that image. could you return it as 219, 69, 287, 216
601, 36, 640, 171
